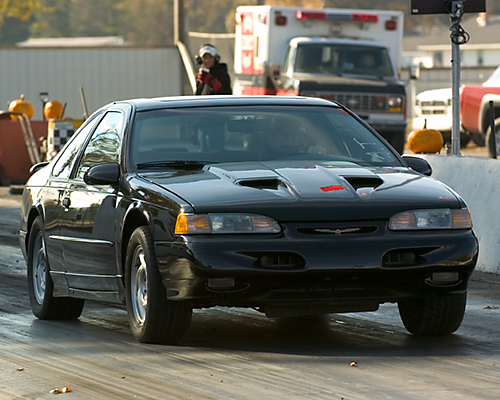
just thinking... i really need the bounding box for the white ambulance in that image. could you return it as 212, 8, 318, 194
233, 6, 407, 153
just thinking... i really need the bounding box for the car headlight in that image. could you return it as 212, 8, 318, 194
175, 213, 281, 234
389, 208, 472, 230
388, 96, 403, 112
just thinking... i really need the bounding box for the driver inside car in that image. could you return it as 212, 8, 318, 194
264, 115, 327, 158
266, 115, 308, 155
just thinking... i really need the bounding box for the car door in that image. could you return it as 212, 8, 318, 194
59, 110, 125, 293
44, 114, 103, 291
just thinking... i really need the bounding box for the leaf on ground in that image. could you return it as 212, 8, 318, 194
50, 386, 71, 394
483, 305, 499, 309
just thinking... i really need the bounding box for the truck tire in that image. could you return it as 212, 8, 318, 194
470, 132, 485, 147
441, 130, 471, 149
485, 117, 500, 158
398, 292, 467, 336
380, 131, 405, 154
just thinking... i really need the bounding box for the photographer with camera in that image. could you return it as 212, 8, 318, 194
195, 44, 232, 95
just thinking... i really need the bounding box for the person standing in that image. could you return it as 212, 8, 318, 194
195, 44, 232, 95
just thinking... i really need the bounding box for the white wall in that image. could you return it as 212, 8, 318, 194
0, 47, 182, 120
421, 154, 500, 275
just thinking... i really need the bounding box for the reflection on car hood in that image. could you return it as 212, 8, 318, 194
142, 161, 461, 221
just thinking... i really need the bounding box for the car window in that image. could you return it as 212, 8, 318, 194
52, 114, 102, 179
74, 111, 124, 180
131, 106, 399, 168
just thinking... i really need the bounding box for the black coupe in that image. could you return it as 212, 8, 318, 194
19, 95, 478, 344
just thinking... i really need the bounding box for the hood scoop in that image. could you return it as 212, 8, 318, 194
236, 178, 286, 190
344, 176, 383, 193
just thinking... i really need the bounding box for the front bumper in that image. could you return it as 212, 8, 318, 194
155, 221, 478, 309
368, 120, 407, 133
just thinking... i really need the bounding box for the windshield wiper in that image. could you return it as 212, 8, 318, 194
136, 160, 209, 170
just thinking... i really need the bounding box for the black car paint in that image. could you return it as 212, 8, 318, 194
19, 96, 478, 320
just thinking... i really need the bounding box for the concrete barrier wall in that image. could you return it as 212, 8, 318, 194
421, 154, 499, 274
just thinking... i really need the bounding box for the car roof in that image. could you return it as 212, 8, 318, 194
107, 95, 341, 111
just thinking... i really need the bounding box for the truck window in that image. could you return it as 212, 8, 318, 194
294, 44, 394, 78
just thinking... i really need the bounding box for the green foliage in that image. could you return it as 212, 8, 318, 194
0, 0, 498, 46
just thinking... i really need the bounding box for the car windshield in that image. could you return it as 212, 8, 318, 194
294, 44, 394, 78
130, 105, 400, 169
485, 66, 500, 85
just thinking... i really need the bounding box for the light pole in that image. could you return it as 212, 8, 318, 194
449, 1, 469, 156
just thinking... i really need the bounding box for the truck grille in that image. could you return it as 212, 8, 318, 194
302, 91, 389, 113
419, 100, 448, 115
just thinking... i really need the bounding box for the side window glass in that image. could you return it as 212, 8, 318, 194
52, 115, 101, 179
75, 112, 124, 180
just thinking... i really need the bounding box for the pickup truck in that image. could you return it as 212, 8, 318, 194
460, 66, 500, 151
413, 87, 470, 147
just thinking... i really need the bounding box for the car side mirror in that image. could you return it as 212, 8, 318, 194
30, 161, 50, 174
410, 64, 420, 80
84, 162, 120, 185
402, 155, 432, 176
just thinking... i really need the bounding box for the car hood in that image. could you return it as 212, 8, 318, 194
295, 73, 391, 86
141, 161, 462, 222
295, 77, 405, 98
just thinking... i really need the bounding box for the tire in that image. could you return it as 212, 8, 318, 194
471, 132, 486, 147
27, 216, 84, 320
485, 118, 500, 158
459, 130, 471, 148
439, 131, 471, 149
125, 226, 192, 344
380, 131, 405, 155
398, 292, 467, 336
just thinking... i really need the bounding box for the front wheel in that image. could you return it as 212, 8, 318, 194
485, 117, 500, 158
470, 132, 485, 147
27, 216, 84, 320
125, 226, 192, 344
380, 131, 405, 155
398, 292, 467, 336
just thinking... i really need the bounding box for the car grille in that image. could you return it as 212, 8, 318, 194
240, 252, 306, 270
382, 247, 440, 267
297, 226, 377, 235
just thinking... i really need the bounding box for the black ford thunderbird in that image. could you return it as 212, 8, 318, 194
19, 95, 478, 344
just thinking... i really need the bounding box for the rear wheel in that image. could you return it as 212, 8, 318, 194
485, 117, 500, 158
398, 292, 467, 335
27, 216, 84, 320
125, 226, 192, 344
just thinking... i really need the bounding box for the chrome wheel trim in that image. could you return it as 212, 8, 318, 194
32, 231, 47, 305
130, 246, 147, 326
